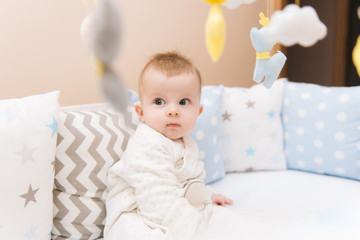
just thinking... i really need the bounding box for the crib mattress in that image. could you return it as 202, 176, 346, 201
210, 170, 360, 240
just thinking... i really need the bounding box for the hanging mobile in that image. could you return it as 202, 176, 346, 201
205, 0, 226, 62
80, 0, 128, 113
250, 0, 286, 88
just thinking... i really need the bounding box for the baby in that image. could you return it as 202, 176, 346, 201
105, 51, 233, 240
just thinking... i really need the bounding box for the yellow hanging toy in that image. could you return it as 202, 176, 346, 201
353, 6, 360, 77
205, 0, 226, 62
353, 36, 360, 77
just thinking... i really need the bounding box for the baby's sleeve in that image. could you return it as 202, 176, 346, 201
119, 138, 208, 239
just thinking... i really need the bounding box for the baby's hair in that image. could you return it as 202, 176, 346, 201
138, 51, 202, 97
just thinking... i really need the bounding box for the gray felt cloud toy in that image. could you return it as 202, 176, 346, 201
81, 0, 128, 113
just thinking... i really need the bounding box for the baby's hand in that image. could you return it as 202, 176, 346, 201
211, 193, 233, 206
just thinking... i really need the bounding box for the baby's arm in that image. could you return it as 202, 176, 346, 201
183, 180, 212, 210
119, 140, 207, 239
184, 179, 233, 208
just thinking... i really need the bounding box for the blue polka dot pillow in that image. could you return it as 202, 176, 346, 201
221, 80, 286, 172
190, 85, 225, 184
282, 81, 360, 181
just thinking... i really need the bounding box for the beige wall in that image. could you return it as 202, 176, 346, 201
0, 0, 267, 106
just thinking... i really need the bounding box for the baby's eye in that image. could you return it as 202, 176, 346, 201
155, 98, 165, 105
179, 99, 190, 106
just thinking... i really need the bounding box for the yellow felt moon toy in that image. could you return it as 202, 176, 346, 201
205, 0, 226, 62
353, 6, 360, 77
353, 35, 360, 77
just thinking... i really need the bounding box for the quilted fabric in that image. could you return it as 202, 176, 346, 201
52, 106, 140, 240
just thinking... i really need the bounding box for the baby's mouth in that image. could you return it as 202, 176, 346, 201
167, 123, 180, 127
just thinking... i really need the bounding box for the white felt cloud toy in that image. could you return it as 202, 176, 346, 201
222, 0, 256, 9
264, 4, 327, 47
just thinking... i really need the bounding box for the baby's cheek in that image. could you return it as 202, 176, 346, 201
144, 111, 165, 129
184, 113, 200, 132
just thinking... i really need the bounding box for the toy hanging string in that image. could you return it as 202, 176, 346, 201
81, 0, 98, 9
258, 0, 269, 29
250, 0, 271, 61
81, 0, 89, 8
256, 1, 270, 60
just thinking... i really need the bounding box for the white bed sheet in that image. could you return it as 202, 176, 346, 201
210, 170, 360, 240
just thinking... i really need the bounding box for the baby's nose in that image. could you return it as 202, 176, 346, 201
167, 107, 180, 117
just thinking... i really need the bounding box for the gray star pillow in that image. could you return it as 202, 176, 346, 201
221, 79, 286, 172
0, 91, 60, 239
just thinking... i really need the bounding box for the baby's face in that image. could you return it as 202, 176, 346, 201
136, 68, 203, 140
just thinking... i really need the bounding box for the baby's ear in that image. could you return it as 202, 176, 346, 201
199, 104, 203, 116
135, 103, 144, 119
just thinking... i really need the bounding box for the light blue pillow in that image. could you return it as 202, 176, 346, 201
128, 89, 139, 105
191, 85, 225, 184
282, 81, 360, 181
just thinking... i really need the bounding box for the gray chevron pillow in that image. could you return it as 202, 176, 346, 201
52, 104, 140, 240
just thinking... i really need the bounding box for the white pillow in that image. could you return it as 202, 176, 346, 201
0, 91, 60, 239
221, 79, 286, 172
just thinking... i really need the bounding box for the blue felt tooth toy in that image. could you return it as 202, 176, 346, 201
250, 13, 286, 89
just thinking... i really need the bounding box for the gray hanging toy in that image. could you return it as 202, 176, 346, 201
80, 0, 128, 113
